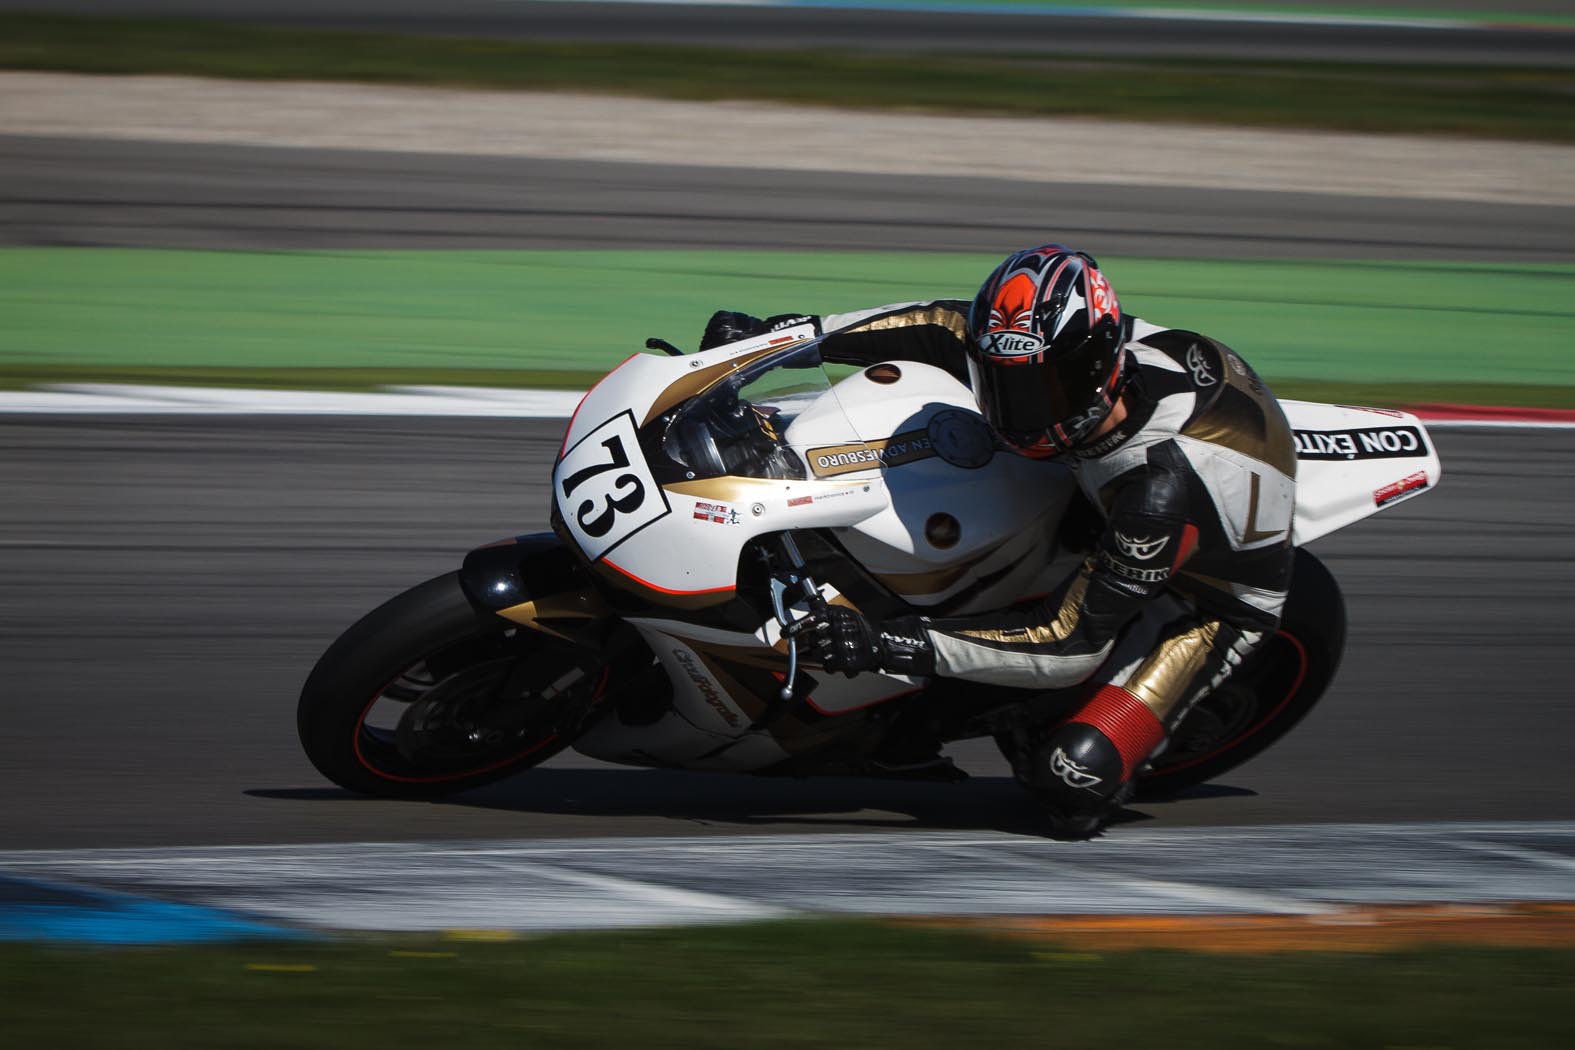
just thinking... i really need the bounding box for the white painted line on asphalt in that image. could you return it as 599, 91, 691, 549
0, 384, 585, 417
2, 384, 1572, 428
1447, 840, 1575, 876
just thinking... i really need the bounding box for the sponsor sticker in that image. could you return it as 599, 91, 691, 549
786, 495, 814, 508
1374, 470, 1429, 508
1294, 426, 1427, 461
807, 430, 936, 478
692, 500, 742, 526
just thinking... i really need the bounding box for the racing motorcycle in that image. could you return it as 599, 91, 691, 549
297, 321, 1442, 820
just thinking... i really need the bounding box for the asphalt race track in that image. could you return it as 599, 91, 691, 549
3, 77, 1573, 853
2, 418, 1569, 850
7, 136, 1575, 260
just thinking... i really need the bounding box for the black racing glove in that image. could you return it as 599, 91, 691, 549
786, 607, 934, 678
699, 311, 820, 351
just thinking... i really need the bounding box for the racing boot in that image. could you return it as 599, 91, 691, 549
1027, 685, 1165, 839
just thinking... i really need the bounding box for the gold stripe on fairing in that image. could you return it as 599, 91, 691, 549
873, 547, 998, 597
1122, 619, 1222, 720
640, 344, 799, 427
953, 562, 1092, 645
496, 589, 610, 640
841, 304, 970, 341
665, 477, 802, 503
590, 561, 736, 611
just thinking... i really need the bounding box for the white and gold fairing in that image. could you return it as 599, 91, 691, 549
572, 601, 927, 771
558, 336, 1078, 771
556, 334, 1079, 608
815, 363, 1081, 611
554, 325, 889, 597
1281, 400, 1443, 544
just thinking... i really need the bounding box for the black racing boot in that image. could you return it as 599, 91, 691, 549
1026, 687, 1165, 839
1026, 723, 1128, 839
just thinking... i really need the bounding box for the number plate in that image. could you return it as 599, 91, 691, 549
555, 411, 669, 562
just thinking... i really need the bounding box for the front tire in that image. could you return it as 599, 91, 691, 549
297, 572, 609, 799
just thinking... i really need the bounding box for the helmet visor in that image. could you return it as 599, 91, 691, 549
968, 354, 1076, 444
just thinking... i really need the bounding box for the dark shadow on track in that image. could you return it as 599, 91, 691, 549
246, 767, 1256, 836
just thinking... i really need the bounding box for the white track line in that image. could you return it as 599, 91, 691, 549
4, 823, 1572, 933
1, 383, 1571, 427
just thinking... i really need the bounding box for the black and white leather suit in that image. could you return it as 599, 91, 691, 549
795, 300, 1299, 804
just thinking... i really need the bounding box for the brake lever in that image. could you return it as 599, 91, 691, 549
768, 576, 799, 703
769, 532, 826, 703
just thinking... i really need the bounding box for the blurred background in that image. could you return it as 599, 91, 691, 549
1, 1, 1573, 1041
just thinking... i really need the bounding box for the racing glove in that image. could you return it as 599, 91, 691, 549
699, 310, 820, 351
787, 607, 934, 678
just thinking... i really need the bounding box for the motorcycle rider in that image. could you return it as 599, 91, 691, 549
702, 244, 1297, 836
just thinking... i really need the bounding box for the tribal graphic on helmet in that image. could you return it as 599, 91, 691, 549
966, 245, 1128, 456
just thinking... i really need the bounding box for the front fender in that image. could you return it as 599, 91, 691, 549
459, 533, 610, 634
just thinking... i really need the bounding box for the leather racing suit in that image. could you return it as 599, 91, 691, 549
776, 300, 1299, 810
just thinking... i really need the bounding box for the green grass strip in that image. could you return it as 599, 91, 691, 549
3, 920, 1574, 1048
836, 0, 1575, 27
4, 14, 1574, 141
4, 248, 1573, 404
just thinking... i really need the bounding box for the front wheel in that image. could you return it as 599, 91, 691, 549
297, 572, 610, 799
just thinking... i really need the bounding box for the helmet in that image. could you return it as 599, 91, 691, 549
966, 245, 1127, 455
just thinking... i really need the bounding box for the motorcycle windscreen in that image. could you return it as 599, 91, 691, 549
661, 337, 881, 483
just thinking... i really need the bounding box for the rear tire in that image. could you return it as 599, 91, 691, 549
1135, 548, 1346, 798
297, 573, 609, 799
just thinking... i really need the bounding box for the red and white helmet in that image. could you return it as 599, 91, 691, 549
966, 245, 1127, 455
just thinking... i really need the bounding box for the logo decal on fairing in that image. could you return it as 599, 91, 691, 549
1374, 470, 1429, 508
672, 648, 741, 728
1185, 344, 1218, 387
1049, 747, 1103, 789
1294, 426, 1427, 461
807, 430, 936, 478
927, 409, 996, 470
1114, 531, 1169, 560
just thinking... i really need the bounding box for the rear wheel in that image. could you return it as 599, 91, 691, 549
1135, 548, 1345, 798
297, 573, 611, 798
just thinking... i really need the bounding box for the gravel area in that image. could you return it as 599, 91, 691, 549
3, 72, 1573, 206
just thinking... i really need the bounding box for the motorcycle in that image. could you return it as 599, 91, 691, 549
297, 320, 1441, 820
